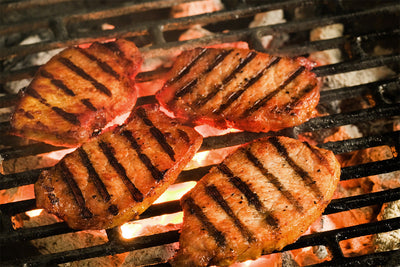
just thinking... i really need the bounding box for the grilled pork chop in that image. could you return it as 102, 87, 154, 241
11, 39, 142, 147
156, 48, 320, 132
35, 104, 203, 229
171, 136, 340, 266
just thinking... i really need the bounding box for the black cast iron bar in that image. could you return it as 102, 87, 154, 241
0, 0, 198, 36
265, 29, 400, 57
0, 221, 73, 245
2, 1, 399, 61
2, 175, 400, 244
3, 216, 400, 266
0, 143, 69, 161
1, 229, 181, 266
0, 0, 316, 60
314, 54, 400, 77
318, 131, 400, 154
296, 104, 400, 134
3, 28, 398, 85
319, 77, 400, 104
340, 158, 400, 181
308, 249, 400, 267
0, 169, 44, 190
324, 187, 400, 214
282, 217, 400, 252
0, 124, 399, 191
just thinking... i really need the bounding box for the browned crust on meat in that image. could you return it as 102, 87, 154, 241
11, 39, 143, 147
35, 104, 203, 229
171, 136, 340, 266
156, 48, 320, 133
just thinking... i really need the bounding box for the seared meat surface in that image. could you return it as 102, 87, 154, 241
171, 136, 340, 266
156, 48, 320, 132
11, 39, 142, 147
35, 104, 203, 229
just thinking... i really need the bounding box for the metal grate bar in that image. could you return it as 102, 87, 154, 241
0, 221, 73, 245
3, 216, 399, 266
296, 104, 400, 133
0, 143, 68, 161
308, 249, 400, 267
340, 158, 400, 180
324, 187, 400, 214
0, 169, 44, 190
2, 165, 399, 244
319, 77, 400, 104
0, 0, 198, 35
1, 85, 398, 163
2, 229, 181, 266
2, 2, 399, 61
313, 54, 400, 77
318, 131, 400, 154
266, 29, 400, 57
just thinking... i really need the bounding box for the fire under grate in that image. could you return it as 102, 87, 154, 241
1, 0, 400, 266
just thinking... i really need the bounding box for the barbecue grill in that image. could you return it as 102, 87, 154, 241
1, 0, 400, 266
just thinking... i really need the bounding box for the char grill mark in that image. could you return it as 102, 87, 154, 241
174, 78, 198, 99
204, 49, 233, 73
172, 49, 233, 101
100, 41, 130, 64
168, 48, 208, 86
80, 98, 97, 111
25, 87, 80, 126
77, 147, 111, 202
58, 57, 112, 97
23, 110, 34, 119
217, 163, 279, 229
213, 56, 281, 115
120, 129, 165, 181
283, 83, 317, 113
268, 137, 323, 199
242, 65, 306, 117
205, 184, 256, 243
136, 107, 176, 162
51, 107, 81, 126
194, 51, 258, 108
40, 69, 98, 112
98, 141, 144, 202
59, 161, 93, 219
244, 148, 304, 213
40, 69, 75, 96
184, 197, 227, 247
77, 147, 119, 215
77, 47, 120, 80
178, 129, 191, 143
303, 142, 334, 175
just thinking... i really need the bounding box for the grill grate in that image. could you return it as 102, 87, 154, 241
1, 0, 400, 266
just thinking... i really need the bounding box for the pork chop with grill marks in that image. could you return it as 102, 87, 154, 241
11, 39, 142, 147
156, 48, 320, 132
171, 136, 340, 266
35, 104, 203, 229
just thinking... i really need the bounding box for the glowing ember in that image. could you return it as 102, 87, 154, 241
25, 209, 43, 218
120, 223, 143, 239
154, 181, 196, 204
45, 148, 76, 161
189, 151, 210, 168
120, 212, 183, 240
120, 182, 194, 240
